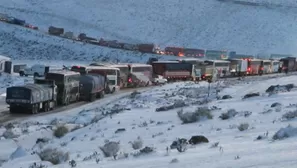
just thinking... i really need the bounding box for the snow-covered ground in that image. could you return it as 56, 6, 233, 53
1, 0, 297, 56
0, 21, 178, 62
1, 76, 297, 168
0, 74, 32, 96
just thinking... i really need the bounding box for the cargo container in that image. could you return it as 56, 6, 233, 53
45, 71, 80, 105
138, 44, 155, 53
79, 74, 106, 101
48, 26, 64, 36
151, 61, 193, 82
6, 79, 57, 113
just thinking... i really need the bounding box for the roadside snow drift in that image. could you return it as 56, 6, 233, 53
1, 76, 297, 168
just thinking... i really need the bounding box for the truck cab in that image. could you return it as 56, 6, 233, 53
34, 78, 58, 101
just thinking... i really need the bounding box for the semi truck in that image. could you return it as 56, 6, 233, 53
6, 79, 57, 114
79, 74, 107, 101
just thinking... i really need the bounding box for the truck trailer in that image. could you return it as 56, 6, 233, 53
79, 74, 106, 101
6, 79, 57, 114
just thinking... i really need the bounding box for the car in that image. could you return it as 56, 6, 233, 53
19, 64, 61, 77
153, 75, 167, 85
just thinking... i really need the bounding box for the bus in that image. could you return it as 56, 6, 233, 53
262, 60, 272, 74
204, 60, 230, 79
246, 59, 263, 75
70, 65, 120, 93
271, 60, 280, 73
109, 63, 152, 88
89, 63, 153, 88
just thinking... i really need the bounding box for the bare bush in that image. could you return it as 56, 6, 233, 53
130, 91, 141, 99
170, 158, 179, 163
282, 110, 297, 120
68, 160, 77, 168
53, 125, 69, 138
210, 142, 219, 148
2, 129, 18, 139
156, 100, 187, 112
219, 109, 238, 120
129, 136, 143, 150
140, 146, 154, 153
177, 107, 213, 124
99, 141, 120, 159
82, 151, 99, 161
29, 162, 47, 168
38, 148, 69, 165
132, 146, 155, 157
255, 131, 269, 140
272, 125, 297, 140
4, 123, 14, 129
176, 138, 188, 153
237, 123, 249, 131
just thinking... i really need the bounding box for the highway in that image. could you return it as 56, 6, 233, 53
0, 72, 295, 124
0, 87, 153, 124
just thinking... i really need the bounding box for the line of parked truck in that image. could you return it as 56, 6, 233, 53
7, 70, 108, 114
6, 56, 297, 114
2, 12, 297, 63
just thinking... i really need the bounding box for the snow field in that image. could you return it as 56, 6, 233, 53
0, 75, 297, 167
1, 0, 297, 60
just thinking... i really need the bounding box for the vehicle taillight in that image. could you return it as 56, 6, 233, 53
202, 75, 205, 79
261, 67, 264, 70
247, 67, 251, 72
128, 77, 132, 83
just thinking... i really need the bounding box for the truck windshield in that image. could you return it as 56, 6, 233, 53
109, 79, 116, 85
46, 73, 64, 84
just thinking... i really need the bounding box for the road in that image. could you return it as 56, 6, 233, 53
0, 87, 152, 124
0, 72, 296, 124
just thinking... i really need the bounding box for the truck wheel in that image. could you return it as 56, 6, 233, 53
34, 73, 39, 78
31, 104, 35, 114
76, 95, 80, 102
9, 106, 16, 113
31, 104, 37, 114
19, 71, 25, 76
111, 87, 116, 94
64, 98, 70, 106
89, 93, 96, 102
44, 102, 49, 112
99, 91, 105, 98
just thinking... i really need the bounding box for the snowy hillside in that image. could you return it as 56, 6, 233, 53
2, 0, 297, 56
1, 76, 297, 167
0, 22, 178, 63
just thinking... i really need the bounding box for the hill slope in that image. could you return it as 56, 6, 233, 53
1, 0, 297, 55
0, 22, 177, 63
2, 76, 297, 168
